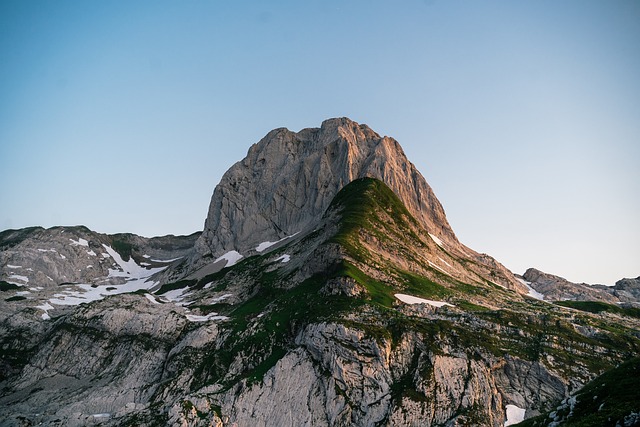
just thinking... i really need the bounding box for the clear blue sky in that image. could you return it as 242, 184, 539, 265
1, 1, 638, 285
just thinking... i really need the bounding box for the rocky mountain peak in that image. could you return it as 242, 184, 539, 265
195, 117, 458, 265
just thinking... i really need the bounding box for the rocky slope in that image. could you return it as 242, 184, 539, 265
0, 119, 638, 426
523, 268, 640, 305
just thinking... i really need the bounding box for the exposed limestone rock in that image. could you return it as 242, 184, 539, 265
523, 268, 640, 304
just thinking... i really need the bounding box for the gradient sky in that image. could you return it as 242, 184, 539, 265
1, 1, 639, 285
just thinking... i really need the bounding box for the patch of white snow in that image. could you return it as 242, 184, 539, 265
150, 256, 184, 263
69, 238, 89, 247
428, 261, 450, 276
35, 302, 54, 320
438, 257, 453, 269
395, 293, 454, 308
210, 293, 233, 304
185, 313, 229, 322
215, 250, 243, 267
8, 274, 29, 283
428, 233, 444, 247
255, 232, 300, 252
87, 250, 97, 256
517, 278, 545, 300
504, 404, 526, 426
7, 265, 22, 269
145, 293, 161, 305
92, 413, 111, 419
275, 254, 291, 263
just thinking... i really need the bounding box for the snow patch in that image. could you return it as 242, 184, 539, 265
504, 404, 526, 426
517, 278, 545, 300
428, 261, 450, 276
438, 257, 453, 269
215, 250, 243, 267
102, 244, 164, 279
38, 245, 168, 308
395, 293, 454, 308
69, 238, 89, 247
35, 302, 54, 320
87, 250, 97, 256
145, 293, 161, 305
255, 232, 299, 253
275, 254, 291, 263
150, 256, 183, 263
429, 233, 444, 247
6, 265, 22, 269
185, 313, 229, 322
37, 248, 57, 253
160, 288, 191, 303
8, 274, 29, 283
210, 293, 233, 304
92, 413, 111, 419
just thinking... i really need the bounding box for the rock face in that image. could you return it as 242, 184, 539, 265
523, 268, 640, 304
0, 226, 199, 288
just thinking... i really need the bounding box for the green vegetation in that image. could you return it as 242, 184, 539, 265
0, 226, 43, 249
0, 281, 20, 292
155, 279, 197, 295
110, 237, 135, 261
179, 177, 640, 409
556, 300, 640, 319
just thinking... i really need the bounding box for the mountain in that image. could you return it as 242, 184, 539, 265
1, 118, 638, 426
180, 117, 525, 294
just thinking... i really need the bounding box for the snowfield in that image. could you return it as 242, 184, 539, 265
395, 293, 454, 308
504, 404, 526, 426
517, 278, 545, 300
215, 250, 243, 267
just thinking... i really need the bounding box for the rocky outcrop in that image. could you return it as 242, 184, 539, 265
0, 226, 198, 288
608, 277, 640, 303
523, 268, 640, 304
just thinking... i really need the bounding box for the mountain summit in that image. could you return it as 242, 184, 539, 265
187, 117, 524, 292
198, 117, 455, 256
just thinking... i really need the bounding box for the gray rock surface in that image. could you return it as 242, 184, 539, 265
523, 268, 640, 304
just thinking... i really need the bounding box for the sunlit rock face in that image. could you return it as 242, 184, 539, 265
192, 117, 524, 292
197, 117, 456, 258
